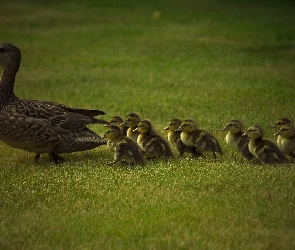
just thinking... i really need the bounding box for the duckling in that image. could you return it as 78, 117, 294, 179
164, 118, 201, 157
271, 118, 292, 151
243, 125, 288, 164
104, 124, 145, 165
274, 124, 295, 159
106, 115, 128, 136
0, 43, 107, 164
221, 119, 253, 160
121, 113, 141, 142
176, 119, 223, 158
134, 120, 174, 159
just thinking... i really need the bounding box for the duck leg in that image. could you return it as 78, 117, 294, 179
34, 153, 41, 162
49, 152, 65, 164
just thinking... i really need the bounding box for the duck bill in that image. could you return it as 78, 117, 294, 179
242, 132, 247, 136
274, 132, 280, 136
163, 126, 169, 130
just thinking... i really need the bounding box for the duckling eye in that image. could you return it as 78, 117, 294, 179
0, 48, 5, 52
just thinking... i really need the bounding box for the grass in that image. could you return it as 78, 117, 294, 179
1, 0, 295, 249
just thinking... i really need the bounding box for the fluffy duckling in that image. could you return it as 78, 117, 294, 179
104, 124, 145, 165
177, 119, 223, 158
134, 120, 174, 159
164, 118, 201, 157
221, 119, 253, 160
271, 118, 292, 151
274, 124, 295, 159
243, 125, 288, 164
121, 113, 141, 142
106, 115, 128, 136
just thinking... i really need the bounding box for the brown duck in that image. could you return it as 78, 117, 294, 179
104, 124, 145, 165
121, 112, 141, 142
221, 119, 253, 160
0, 43, 107, 163
274, 124, 295, 160
134, 120, 174, 159
164, 118, 201, 157
177, 119, 223, 158
243, 125, 288, 164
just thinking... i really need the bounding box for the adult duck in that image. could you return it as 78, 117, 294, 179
0, 43, 107, 163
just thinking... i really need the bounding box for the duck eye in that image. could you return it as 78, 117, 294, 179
0, 48, 4, 52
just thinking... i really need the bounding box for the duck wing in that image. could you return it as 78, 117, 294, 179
42, 101, 105, 117
10, 99, 107, 132
256, 140, 288, 163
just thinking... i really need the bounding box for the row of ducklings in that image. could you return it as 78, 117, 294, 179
221, 118, 294, 164
104, 115, 295, 166
103, 113, 223, 165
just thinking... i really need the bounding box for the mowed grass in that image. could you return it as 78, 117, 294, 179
1, 0, 295, 249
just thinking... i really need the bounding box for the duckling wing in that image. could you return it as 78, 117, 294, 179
43, 101, 105, 117
114, 138, 144, 163
236, 135, 253, 160
256, 140, 288, 163
11, 99, 107, 132
193, 129, 223, 153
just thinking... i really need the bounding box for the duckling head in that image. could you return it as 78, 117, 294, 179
0, 43, 21, 72
109, 116, 123, 125
243, 125, 264, 139
272, 118, 292, 129
176, 119, 197, 133
275, 124, 295, 138
163, 118, 182, 131
221, 119, 243, 133
104, 115, 124, 128
134, 120, 152, 134
104, 124, 122, 140
121, 113, 140, 128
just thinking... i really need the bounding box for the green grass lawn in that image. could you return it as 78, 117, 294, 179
1, 0, 295, 249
